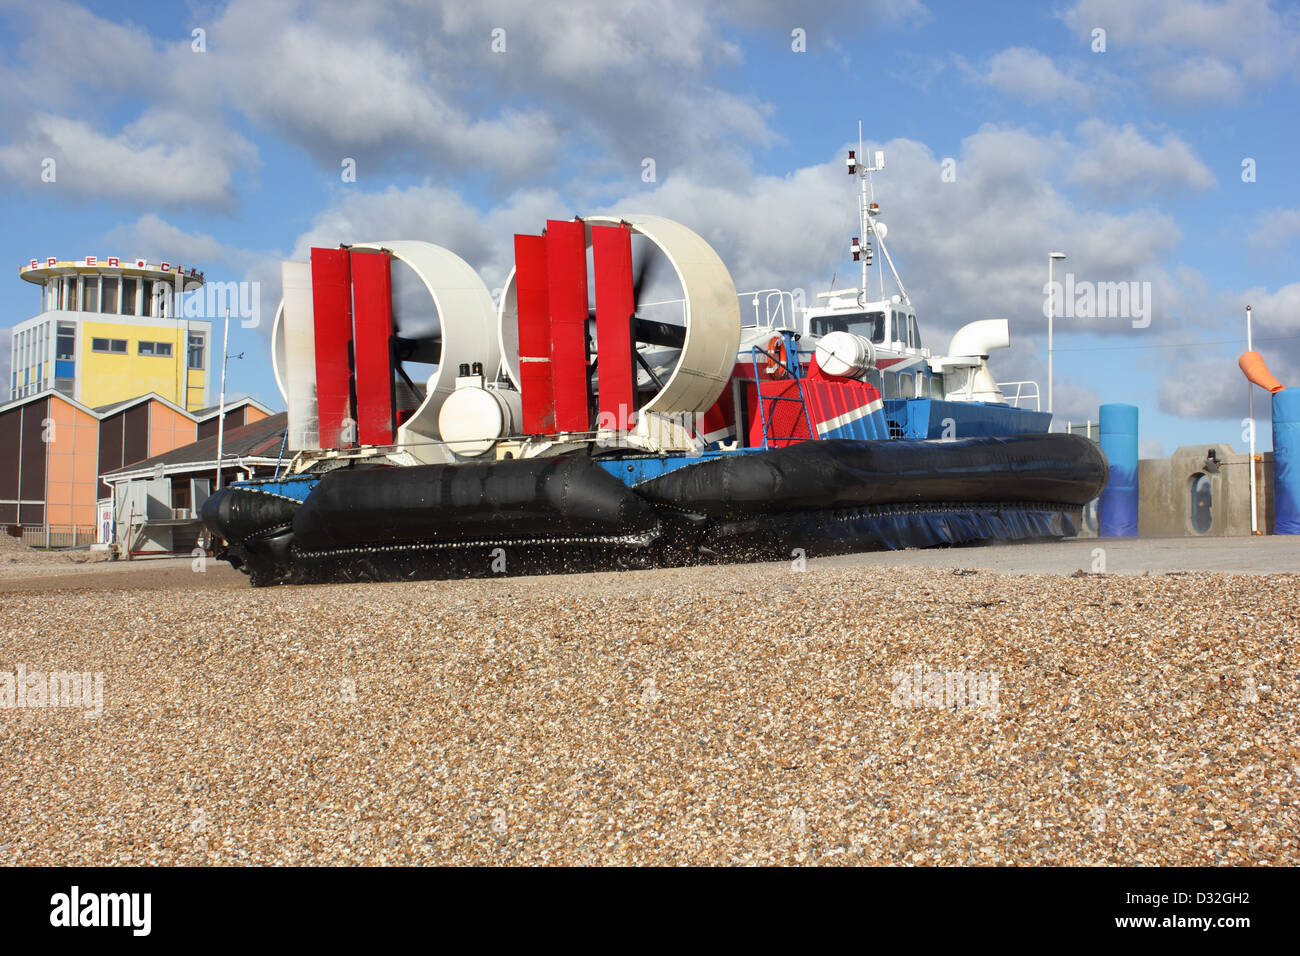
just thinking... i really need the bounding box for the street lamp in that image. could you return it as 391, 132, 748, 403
214, 307, 244, 491
1048, 252, 1067, 421
1246, 304, 1258, 535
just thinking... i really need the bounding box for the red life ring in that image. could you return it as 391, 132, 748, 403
765, 334, 788, 377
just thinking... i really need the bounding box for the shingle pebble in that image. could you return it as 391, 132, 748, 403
1, 562, 1296, 865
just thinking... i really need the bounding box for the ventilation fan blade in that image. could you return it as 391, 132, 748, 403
394, 334, 441, 366
631, 242, 664, 308
632, 318, 686, 348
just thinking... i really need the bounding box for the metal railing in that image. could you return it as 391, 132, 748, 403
997, 380, 1041, 411
737, 289, 799, 331
620, 288, 801, 334
1065, 421, 1099, 440
12, 525, 98, 549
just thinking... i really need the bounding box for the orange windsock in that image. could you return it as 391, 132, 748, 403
1239, 351, 1285, 393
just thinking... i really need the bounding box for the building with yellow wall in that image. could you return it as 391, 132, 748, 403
11, 255, 211, 411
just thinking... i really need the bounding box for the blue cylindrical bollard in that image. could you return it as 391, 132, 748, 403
1273, 389, 1300, 534
1098, 403, 1138, 536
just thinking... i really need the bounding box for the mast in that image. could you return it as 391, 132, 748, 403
858, 122, 869, 299
848, 124, 912, 313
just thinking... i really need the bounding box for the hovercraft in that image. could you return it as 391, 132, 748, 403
203, 146, 1107, 586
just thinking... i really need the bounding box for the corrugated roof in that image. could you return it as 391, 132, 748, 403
192, 396, 276, 421
93, 392, 195, 419
103, 411, 288, 476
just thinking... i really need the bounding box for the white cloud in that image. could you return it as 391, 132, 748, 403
1250, 208, 1300, 248
1236, 282, 1300, 334
100, 214, 275, 277
1065, 120, 1215, 199
280, 123, 1191, 384
1062, 0, 1300, 103
1158, 358, 1249, 418
204, 2, 562, 178
1147, 55, 1245, 103
0, 111, 257, 209
1155, 281, 1300, 418
0, 0, 160, 106
982, 47, 1094, 105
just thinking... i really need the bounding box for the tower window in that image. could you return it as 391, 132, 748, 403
121, 277, 138, 315
56, 322, 75, 360
101, 277, 119, 314
83, 276, 100, 311
187, 333, 205, 370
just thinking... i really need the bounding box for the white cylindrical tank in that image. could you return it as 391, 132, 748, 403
437, 385, 523, 457
815, 331, 876, 378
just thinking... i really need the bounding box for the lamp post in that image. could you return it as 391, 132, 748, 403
214, 308, 244, 491
1048, 252, 1067, 423
1246, 304, 1258, 535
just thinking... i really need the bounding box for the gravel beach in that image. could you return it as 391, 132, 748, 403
1, 554, 1296, 865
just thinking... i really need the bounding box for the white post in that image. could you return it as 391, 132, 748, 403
1048, 256, 1054, 424
216, 307, 230, 491
1247, 305, 1258, 535
1047, 252, 1067, 428
177, 270, 188, 411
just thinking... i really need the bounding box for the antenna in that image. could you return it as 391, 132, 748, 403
845, 124, 912, 316
848, 122, 890, 304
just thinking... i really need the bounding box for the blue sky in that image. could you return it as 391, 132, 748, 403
2, 0, 1297, 454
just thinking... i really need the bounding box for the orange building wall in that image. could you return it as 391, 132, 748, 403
44, 397, 100, 527
243, 406, 269, 426
148, 402, 198, 458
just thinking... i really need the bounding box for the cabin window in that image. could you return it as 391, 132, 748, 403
900, 372, 915, 398
809, 311, 885, 343
865, 367, 882, 392
929, 372, 945, 399
1190, 473, 1213, 534
882, 371, 899, 399
908, 315, 921, 349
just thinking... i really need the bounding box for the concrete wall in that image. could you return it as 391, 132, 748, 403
1138, 443, 1274, 537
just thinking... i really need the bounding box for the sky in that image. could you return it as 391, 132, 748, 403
1, 0, 1297, 456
